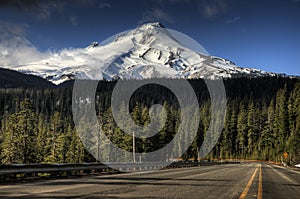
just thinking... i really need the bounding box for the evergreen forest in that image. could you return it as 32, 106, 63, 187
0, 77, 299, 165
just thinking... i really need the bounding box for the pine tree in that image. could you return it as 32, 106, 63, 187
66, 126, 85, 163
237, 102, 248, 159
287, 82, 300, 164
274, 85, 289, 161
1, 99, 37, 163
36, 115, 48, 162
44, 111, 64, 163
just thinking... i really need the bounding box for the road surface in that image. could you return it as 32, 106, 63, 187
0, 163, 299, 198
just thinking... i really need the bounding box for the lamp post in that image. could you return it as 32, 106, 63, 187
133, 131, 136, 163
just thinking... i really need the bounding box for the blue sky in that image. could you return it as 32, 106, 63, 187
0, 0, 299, 75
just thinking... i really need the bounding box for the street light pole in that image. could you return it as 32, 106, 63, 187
133, 131, 136, 163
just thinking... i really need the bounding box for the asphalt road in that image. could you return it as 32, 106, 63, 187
0, 163, 299, 198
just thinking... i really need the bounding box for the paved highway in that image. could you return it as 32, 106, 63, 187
0, 163, 299, 198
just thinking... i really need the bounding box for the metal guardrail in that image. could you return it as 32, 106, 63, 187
0, 161, 239, 177
0, 162, 190, 175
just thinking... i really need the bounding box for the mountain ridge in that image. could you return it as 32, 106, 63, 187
0, 68, 56, 88
1, 22, 295, 84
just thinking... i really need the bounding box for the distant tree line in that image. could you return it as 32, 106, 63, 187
0, 77, 299, 165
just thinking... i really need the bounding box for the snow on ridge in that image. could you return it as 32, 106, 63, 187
2, 22, 285, 85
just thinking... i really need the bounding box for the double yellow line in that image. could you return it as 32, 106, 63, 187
239, 164, 263, 199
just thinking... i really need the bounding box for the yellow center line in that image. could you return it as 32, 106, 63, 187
239, 165, 259, 199
257, 164, 263, 199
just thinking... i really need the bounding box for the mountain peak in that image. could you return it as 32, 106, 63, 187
87, 41, 99, 49
138, 22, 165, 30
3, 22, 286, 84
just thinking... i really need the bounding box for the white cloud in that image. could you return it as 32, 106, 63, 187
200, 0, 227, 18
69, 15, 78, 26
0, 20, 95, 69
99, 3, 111, 8
0, 20, 46, 67
225, 16, 240, 24
139, 8, 174, 24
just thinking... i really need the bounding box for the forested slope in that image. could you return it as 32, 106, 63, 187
0, 77, 299, 165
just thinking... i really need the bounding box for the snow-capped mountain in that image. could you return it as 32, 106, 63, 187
3, 22, 282, 85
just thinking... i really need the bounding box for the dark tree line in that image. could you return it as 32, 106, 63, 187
0, 77, 299, 165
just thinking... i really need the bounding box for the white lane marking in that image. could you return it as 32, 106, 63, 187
272, 164, 300, 175
267, 165, 298, 184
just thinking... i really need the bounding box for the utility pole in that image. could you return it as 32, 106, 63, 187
97, 133, 100, 162
197, 147, 201, 162
133, 131, 136, 163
